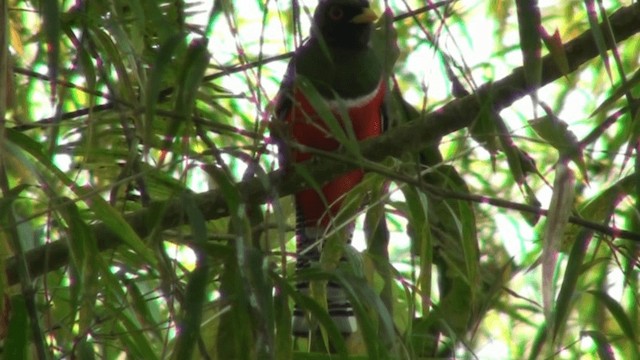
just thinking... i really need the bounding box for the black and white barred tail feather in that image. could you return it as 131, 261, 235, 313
292, 210, 357, 336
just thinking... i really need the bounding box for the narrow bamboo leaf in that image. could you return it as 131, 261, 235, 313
527, 322, 547, 360
457, 192, 479, 290
583, 0, 612, 81
212, 166, 271, 358
183, 192, 208, 246
175, 39, 210, 116
581, 330, 616, 360
76, 338, 96, 360
216, 258, 253, 360
562, 175, 633, 251
55, 197, 99, 334
60, 214, 156, 360
90, 27, 135, 99
552, 228, 591, 341
93, 262, 159, 359
145, 34, 185, 154
529, 105, 588, 181
362, 172, 393, 317
523, 182, 542, 226
162, 39, 210, 160
590, 68, 640, 117
336, 270, 393, 359
371, 9, 400, 75
75, 35, 97, 100
434, 279, 473, 336
6, 129, 158, 267
125, 280, 161, 340
540, 28, 570, 76
244, 249, 275, 359
595, 0, 627, 90
209, 166, 245, 242
543, 162, 575, 327
112, 311, 159, 360
274, 290, 293, 360
171, 194, 209, 360
171, 264, 209, 359
587, 290, 639, 358
438, 166, 480, 293
401, 185, 432, 312
469, 108, 500, 155
273, 272, 349, 357
515, 0, 542, 102
3, 295, 28, 360
77, 187, 157, 265
501, 133, 527, 185
295, 76, 359, 157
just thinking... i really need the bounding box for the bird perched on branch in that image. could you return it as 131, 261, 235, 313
272, 0, 386, 336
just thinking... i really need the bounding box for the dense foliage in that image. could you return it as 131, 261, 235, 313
1, 0, 639, 358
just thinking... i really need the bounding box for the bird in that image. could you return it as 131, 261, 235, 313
272, 0, 386, 336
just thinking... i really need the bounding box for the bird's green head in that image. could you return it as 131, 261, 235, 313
311, 0, 378, 49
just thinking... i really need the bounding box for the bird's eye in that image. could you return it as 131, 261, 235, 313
328, 5, 344, 20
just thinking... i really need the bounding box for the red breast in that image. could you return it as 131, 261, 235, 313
285, 80, 386, 225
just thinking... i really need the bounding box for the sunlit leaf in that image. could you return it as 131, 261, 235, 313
529, 104, 588, 181
541, 28, 570, 77
588, 290, 639, 358
552, 228, 591, 342
584, 0, 613, 81
542, 162, 575, 327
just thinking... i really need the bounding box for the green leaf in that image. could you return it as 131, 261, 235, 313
175, 39, 210, 116
587, 290, 639, 358
552, 228, 591, 341
90, 26, 135, 100
42, 0, 60, 97
161, 38, 211, 161
336, 270, 394, 359
542, 162, 575, 324
273, 271, 349, 358
523, 182, 542, 226
112, 309, 159, 360
590, 68, 640, 117
541, 28, 570, 77
562, 175, 634, 251
469, 104, 500, 155
274, 290, 293, 360
3, 295, 28, 360
145, 33, 185, 154
584, 0, 613, 82
7, 107, 157, 270
171, 194, 210, 360
527, 322, 548, 360
55, 197, 100, 334
294, 75, 359, 158
528, 104, 588, 180
580, 330, 616, 360
516, 0, 542, 103
401, 185, 432, 311
371, 10, 400, 75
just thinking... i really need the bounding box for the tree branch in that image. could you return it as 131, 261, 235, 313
6, 3, 640, 285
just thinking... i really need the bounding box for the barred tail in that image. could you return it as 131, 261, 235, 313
292, 220, 357, 336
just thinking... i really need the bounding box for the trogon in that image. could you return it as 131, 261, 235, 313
273, 0, 386, 335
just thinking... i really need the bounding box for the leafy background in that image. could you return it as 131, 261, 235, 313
0, 0, 639, 359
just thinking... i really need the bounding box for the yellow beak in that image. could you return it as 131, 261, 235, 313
350, 7, 378, 24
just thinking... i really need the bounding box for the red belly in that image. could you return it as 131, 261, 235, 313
285, 82, 386, 226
